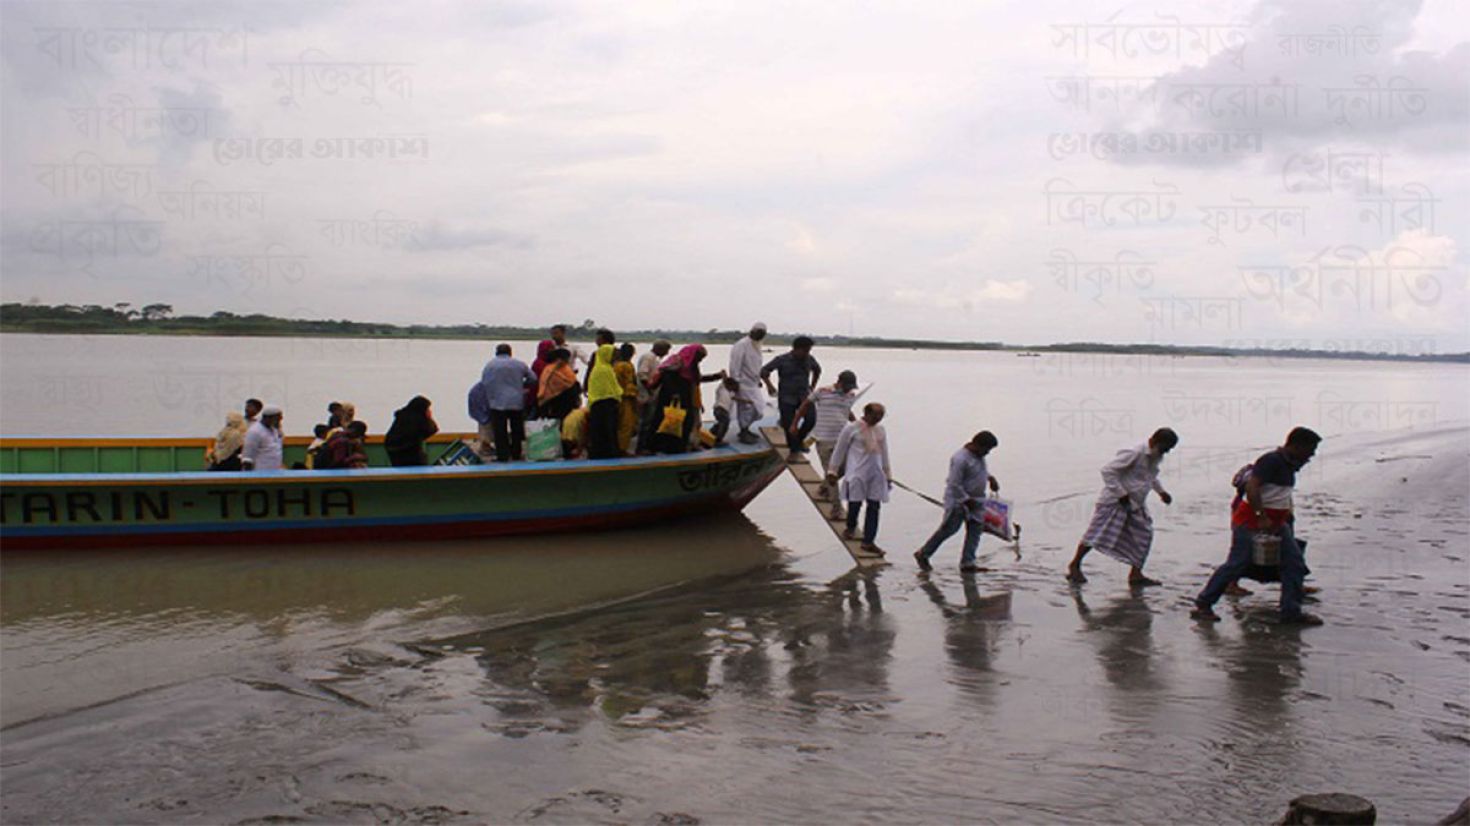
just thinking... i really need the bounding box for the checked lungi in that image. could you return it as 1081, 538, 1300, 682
1082, 501, 1154, 568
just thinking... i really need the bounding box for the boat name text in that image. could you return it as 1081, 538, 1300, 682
0, 487, 357, 525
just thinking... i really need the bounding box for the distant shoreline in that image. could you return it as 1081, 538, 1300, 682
3, 303, 1465, 364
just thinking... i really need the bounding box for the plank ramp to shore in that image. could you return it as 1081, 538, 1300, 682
760, 426, 886, 569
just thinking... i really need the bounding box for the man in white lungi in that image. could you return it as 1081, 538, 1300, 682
826, 402, 891, 555
1066, 427, 1178, 587
727, 322, 767, 444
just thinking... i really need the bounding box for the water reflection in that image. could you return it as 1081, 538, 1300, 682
918, 574, 1013, 707
1194, 618, 1308, 780
1070, 588, 1163, 695
785, 570, 895, 714
0, 515, 783, 727
446, 565, 902, 735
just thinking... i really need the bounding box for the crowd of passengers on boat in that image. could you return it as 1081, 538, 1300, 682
205, 322, 839, 473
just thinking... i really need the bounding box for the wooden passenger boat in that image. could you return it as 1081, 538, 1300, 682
0, 432, 784, 550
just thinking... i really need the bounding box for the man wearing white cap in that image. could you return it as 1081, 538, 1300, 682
728, 322, 768, 444
242, 405, 285, 471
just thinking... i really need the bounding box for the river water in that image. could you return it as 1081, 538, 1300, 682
1, 334, 1468, 824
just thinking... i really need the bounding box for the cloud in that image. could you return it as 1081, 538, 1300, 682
0, 0, 1464, 350
892, 279, 1032, 311
787, 224, 817, 256
1096, 0, 1469, 169
1241, 228, 1465, 333
410, 221, 533, 252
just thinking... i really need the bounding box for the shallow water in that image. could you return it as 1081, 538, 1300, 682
2, 335, 1468, 823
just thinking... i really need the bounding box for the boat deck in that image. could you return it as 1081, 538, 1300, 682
0, 426, 776, 479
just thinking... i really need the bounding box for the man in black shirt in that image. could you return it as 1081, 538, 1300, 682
761, 335, 822, 458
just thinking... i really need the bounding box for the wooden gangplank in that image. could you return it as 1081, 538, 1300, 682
761, 426, 886, 568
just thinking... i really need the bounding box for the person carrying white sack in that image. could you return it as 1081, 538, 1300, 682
826, 402, 891, 556
913, 430, 1001, 573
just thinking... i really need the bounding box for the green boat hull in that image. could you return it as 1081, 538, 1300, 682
0, 435, 784, 550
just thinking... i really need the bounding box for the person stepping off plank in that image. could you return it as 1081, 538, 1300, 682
1067, 428, 1178, 588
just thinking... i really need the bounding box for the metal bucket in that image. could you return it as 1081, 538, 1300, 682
1251, 532, 1282, 566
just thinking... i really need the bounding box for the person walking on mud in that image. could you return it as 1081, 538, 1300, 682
914, 431, 1000, 574
1191, 427, 1324, 626
1066, 427, 1178, 587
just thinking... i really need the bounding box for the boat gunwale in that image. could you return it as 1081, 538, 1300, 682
0, 432, 479, 449
0, 443, 779, 486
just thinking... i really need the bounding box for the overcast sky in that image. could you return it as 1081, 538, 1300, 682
2, 0, 1466, 352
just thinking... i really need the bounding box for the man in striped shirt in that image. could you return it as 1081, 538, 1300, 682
792, 370, 861, 519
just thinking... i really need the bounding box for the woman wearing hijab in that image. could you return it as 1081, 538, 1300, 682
645, 344, 724, 454
613, 343, 639, 455
207, 411, 249, 471
826, 402, 892, 555
584, 343, 623, 459
384, 395, 439, 466
537, 348, 581, 420
527, 339, 556, 416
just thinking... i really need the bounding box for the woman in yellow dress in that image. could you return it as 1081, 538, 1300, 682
613, 343, 640, 455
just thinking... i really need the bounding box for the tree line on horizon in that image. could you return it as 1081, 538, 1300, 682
1, 302, 1463, 363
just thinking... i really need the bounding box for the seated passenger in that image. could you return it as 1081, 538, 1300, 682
317, 421, 369, 469
561, 406, 589, 459
207, 411, 249, 471
304, 424, 331, 469
384, 395, 439, 466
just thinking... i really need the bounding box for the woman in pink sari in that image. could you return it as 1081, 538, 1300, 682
526, 339, 555, 416
642, 344, 724, 453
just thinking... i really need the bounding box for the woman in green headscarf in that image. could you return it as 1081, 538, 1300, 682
585, 343, 623, 459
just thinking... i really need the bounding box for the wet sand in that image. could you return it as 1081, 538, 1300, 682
3, 423, 1467, 824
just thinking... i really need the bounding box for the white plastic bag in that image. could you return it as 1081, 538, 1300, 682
525, 419, 562, 462
978, 497, 1014, 541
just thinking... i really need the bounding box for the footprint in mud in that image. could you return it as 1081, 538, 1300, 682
1371, 671, 1406, 687
307, 802, 472, 824
1423, 723, 1470, 748
518, 789, 634, 822
336, 772, 393, 785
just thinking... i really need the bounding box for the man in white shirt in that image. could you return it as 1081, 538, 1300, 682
550, 324, 590, 369
1066, 427, 1177, 587
242, 405, 286, 471
634, 339, 672, 453
727, 322, 767, 444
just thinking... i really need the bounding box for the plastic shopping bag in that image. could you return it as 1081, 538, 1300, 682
657, 399, 687, 438
525, 420, 562, 462
979, 497, 1015, 541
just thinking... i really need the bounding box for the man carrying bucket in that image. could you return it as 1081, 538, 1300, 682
1191, 427, 1324, 626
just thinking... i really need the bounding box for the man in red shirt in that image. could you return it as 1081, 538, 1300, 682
1192, 427, 1323, 625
